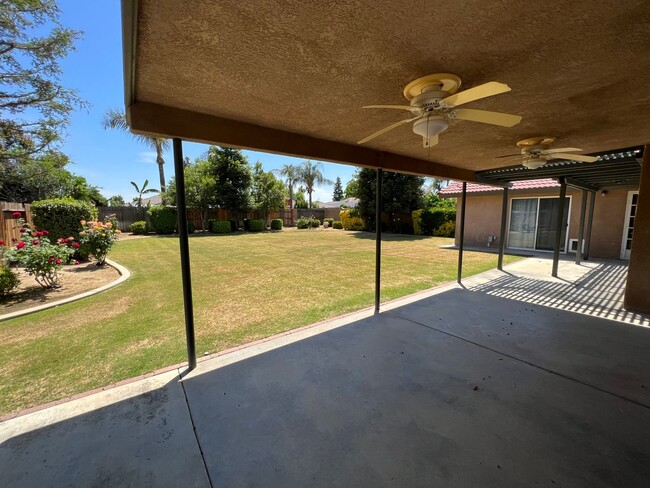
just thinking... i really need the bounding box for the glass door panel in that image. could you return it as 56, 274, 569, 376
508, 198, 538, 249
535, 198, 569, 251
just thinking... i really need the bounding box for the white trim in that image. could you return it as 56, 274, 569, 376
620, 191, 639, 260
507, 195, 572, 253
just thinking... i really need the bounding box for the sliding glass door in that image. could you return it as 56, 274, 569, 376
508, 197, 570, 251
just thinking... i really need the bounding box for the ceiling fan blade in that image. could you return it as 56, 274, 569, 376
453, 108, 522, 127
543, 147, 583, 154
548, 153, 599, 163
423, 134, 439, 148
357, 115, 422, 145
441, 81, 511, 107
363, 105, 420, 112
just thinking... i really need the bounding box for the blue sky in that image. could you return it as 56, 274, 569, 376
55, 0, 356, 203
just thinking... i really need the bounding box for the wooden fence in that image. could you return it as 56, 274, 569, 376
0, 202, 33, 246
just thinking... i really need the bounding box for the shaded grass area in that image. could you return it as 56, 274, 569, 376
0, 230, 519, 416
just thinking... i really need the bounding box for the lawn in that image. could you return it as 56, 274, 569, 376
0, 230, 519, 416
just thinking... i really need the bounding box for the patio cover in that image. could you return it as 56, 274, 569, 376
122, 0, 650, 180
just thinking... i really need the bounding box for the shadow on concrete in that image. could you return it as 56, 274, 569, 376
3, 293, 650, 487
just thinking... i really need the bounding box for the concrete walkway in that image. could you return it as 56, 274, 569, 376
1, 258, 649, 487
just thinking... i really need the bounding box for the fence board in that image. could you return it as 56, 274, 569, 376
0, 202, 32, 246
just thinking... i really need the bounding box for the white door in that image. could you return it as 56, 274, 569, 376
621, 191, 639, 260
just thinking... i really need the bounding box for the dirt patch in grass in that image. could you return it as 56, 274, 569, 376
0, 262, 120, 315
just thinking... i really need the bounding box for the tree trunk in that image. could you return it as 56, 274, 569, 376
200, 210, 207, 232
308, 190, 312, 209
156, 144, 166, 193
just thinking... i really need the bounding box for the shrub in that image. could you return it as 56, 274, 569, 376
187, 221, 195, 234
148, 206, 177, 234
324, 218, 334, 226
433, 221, 456, 237
333, 220, 343, 229
209, 220, 231, 234
420, 208, 456, 236
412, 209, 423, 235
129, 221, 149, 234
0, 266, 19, 297
5, 216, 76, 288
270, 219, 283, 230
340, 209, 365, 231
248, 219, 265, 232
311, 218, 321, 228
31, 198, 97, 242
296, 217, 311, 229
78, 219, 121, 265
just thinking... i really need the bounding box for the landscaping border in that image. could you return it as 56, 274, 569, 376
0, 259, 131, 322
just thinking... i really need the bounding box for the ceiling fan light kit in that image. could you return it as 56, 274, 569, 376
358, 73, 523, 147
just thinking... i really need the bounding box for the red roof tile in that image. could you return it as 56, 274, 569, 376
439, 178, 559, 196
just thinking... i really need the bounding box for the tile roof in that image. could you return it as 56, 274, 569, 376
439, 178, 559, 196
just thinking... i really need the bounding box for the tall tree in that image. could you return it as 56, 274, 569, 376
0, 0, 83, 165
108, 195, 125, 206
252, 162, 286, 224
207, 146, 252, 216
166, 158, 217, 231
272, 163, 300, 209
344, 172, 360, 198
102, 109, 170, 193
294, 189, 308, 209
357, 169, 425, 230
131, 179, 158, 208
297, 160, 332, 209
332, 176, 344, 201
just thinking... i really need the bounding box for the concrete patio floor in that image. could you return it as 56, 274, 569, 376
1, 257, 649, 487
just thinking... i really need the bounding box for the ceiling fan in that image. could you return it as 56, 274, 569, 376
357, 73, 522, 148
499, 137, 600, 169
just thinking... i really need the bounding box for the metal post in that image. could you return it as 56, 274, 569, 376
497, 186, 509, 270
552, 178, 567, 277
173, 138, 197, 370
576, 189, 588, 264
583, 191, 596, 261
457, 182, 467, 283
374, 169, 383, 313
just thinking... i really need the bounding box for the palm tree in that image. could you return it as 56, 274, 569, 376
102, 109, 171, 193
272, 163, 300, 209
297, 160, 333, 208
131, 179, 159, 208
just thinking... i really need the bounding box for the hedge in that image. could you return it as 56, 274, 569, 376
31, 198, 97, 241
340, 209, 365, 231
148, 206, 177, 234
270, 219, 283, 230
324, 218, 334, 226
209, 220, 231, 234
311, 218, 321, 228
296, 217, 311, 229
333, 220, 343, 229
248, 219, 265, 232
412, 209, 423, 235
129, 221, 149, 234
412, 207, 456, 235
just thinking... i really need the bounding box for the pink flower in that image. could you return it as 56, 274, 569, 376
74, 260, 80, 265
68, 236, 74, 241
48, 257, 54, 263
42, 230, 49, 235
32, 239, 39, 245
12, 211, 21, 218
35, 231, 43, 237
19, 228, 26, 233
16, 241, 25, 249
0, 240, 4, 246
55, 258, 62, 265
72, 242, 80, 249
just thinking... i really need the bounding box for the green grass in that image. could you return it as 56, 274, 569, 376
0, 230, 519, 416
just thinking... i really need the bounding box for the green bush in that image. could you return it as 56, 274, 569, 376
31, 198, 97, 242
340, 209, 365, 231
296, 217, 311, 229
187, 221, 195, 234
129, 221, 149, 234
311, 218, 321, 228
0, 266, 19, 297
333, 220, 343, 229
270, 219, 283, 230
148, 206, 177, 234
420, 208, 456, 236
433, 221, 456, 237
412, 209, 423, 235
209, 220, 231, 234
248, 219, 265, 232
324, 218, 334, 226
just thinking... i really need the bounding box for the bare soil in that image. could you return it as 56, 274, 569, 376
0, 261, 120, 315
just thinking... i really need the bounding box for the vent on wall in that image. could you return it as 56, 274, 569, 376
568, 238, 586, 253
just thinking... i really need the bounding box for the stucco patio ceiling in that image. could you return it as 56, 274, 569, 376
123, 0, 650, 180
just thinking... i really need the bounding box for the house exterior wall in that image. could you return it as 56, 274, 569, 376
454, 188, 633, 259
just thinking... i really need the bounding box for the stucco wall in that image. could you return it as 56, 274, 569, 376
454, 188, 633, 259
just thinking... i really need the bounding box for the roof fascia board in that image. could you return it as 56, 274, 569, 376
121, 0, 138, 123
128, 102, 477, 181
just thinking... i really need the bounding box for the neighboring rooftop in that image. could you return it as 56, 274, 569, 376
318, 197, 359, 209
440, 178, 560, 196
